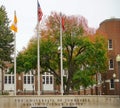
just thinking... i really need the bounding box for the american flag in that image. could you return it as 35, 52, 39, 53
38, 1, 43, 22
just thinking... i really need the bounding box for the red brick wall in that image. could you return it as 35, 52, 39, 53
97, 18, 120, 95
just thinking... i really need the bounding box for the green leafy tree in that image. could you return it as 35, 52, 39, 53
72, 34, 107, 93
16, 38, 37, 74
16, 12, 107, 94
41, 12, 107, 94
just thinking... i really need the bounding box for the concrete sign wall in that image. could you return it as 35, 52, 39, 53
0, 95, 119, 108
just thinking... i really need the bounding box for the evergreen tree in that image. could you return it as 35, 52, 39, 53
0, 5, 14, 67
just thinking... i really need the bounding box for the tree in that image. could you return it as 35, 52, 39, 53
0, 5, 14, 66
0, 5, 14, 94
16, 38, 37, 74
41, 12, 107, 94
72, 34, 108, 93
16, 12, 107, 94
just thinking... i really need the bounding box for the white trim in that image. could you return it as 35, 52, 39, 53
114, 79, 119, 82
108, 48, 113, 50
109, 68, 114, 70
105, 79, 119, 83
105, 79, 110, 82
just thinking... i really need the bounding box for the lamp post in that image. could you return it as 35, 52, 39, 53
113, 73, 116, 95
116, 54, 120, 98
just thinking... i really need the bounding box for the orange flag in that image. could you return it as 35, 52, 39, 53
10, 11, 17, 32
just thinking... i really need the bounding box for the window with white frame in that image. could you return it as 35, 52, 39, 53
24, 75, 34, 84
43, 76, 45, 84
23, 71, 35, 91
46, 76, 49, 84
31, 76, 34, 84
109, 59, 114, 70
42, 72, 53, 84
108, 39, 113, 50
12, 76, 14, 83
110, 79, 115, 89
5, 76, 7, 84
4, 74, 14, 84
42, 72, 54, 91
50, 76, 52, 84
24, 76, 26, 84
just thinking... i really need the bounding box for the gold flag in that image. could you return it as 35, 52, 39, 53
10, 11, 17, 32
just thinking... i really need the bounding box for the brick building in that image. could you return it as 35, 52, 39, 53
0, 62, 57, 95
97, 18, 120, 95
0, 18, 120, 95
2, 71, 56, 95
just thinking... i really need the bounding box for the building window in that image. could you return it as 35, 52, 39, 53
43, 76, 45, 84
28, 76, 30, 84
24, 76, 26, 84
46, 76, 49, 84
24, 75, 34, 84
108, 39, 113, 50
42, 72, 53, 85
31, 76, 34, 84
4, 75, 14, 84
5, 76, 7, 84
50, 76, 53, 84
110, 79, 114, 89
12, 76, 14, 84
109, 59, 114, 70
8, 76, 11, 84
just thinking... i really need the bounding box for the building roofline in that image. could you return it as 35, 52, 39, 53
100, 18, 120, 26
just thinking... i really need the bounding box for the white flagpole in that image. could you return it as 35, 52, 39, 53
37, 23, 40, 95
10, 10, 17, 96
60, 13, 63, 95
37, 0, 40, 95
14, 32, 16, 96
13, 10, 17, 96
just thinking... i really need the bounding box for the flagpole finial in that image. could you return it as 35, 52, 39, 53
14, 10, 16, 15
60, 12, 62, 17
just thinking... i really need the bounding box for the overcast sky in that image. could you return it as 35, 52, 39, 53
1, 0, 120, 51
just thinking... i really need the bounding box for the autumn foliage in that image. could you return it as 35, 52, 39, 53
16, 12, 107, 94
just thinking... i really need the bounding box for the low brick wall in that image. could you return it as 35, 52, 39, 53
0, 95, 120, 108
